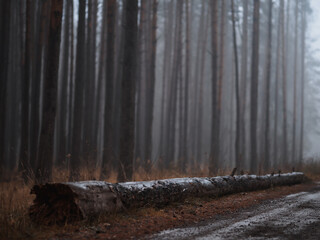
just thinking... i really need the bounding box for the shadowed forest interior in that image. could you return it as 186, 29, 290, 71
1, 0, 319, 184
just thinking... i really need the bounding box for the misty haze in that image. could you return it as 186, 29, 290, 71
1, 0, 320, 239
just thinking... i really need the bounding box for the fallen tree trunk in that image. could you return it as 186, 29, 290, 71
29, 172, 305, 224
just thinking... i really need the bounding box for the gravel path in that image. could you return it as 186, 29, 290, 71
150, 182, 320, 240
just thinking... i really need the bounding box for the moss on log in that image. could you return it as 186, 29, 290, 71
29, 172, 305, 224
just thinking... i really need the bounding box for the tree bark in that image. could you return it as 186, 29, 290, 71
30, 172, 306, 225
36, 0, 63, 183
299, 2, 306, 168
144, 0, 158, 172
117, 0, 138, 182
70, 0, 86, 180
209, 0, 219, 176
250, 0, 260, 174
101, 0, 117, 179
280, 0, 288, 167
263, 0, 273, 171
240, 0, 248, 171
0, 0, 11, 177
231, 0, 241, 173
291, 0, 298, 165
273, 1, 282, 168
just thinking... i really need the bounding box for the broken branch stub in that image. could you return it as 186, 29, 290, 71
29, 172, 305, 225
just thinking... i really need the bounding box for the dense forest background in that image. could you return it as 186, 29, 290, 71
0, 0, 318, 184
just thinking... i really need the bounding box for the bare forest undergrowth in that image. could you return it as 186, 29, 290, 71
1, 162, 320, 240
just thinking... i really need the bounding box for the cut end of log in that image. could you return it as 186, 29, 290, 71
29, 183, 83, 225
29, 181, 123, 225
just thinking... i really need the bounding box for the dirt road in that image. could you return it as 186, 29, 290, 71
150, 182, 320, 240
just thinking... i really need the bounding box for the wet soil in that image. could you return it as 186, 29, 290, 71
50, 182, 316, 239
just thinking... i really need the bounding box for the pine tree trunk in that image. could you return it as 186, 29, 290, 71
280, 0, 288, 167
117, 0, 138, 182
0, 0, 10, 177
250, 0, 260, 174
263, 0, 272, 171
36, 0, 63, 183
101, 0, 117, 179
231, 0, 241, 173
70, 0, 86, 180
292, 0, 298, 166
209, 0, 219, 176
299, 2, 306, 167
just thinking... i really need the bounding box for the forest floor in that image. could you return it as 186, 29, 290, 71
1, 168, 320, 239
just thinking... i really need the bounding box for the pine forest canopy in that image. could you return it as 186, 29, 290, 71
0, 0, 318, 183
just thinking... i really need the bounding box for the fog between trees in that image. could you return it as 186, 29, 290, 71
0, 0, 317, 183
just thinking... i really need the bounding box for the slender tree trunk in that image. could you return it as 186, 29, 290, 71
263, 0, 272, 171
36, 0, 63, 183
191, 1, 205, 162
280, 0, 288, 168
231, 0, 241, 172
19, 0, 34, 180
67, 1, 74, 156
30, 0, 50, 175
209, 0, 219, 176
0, 0, 11, 177
144, 0, 158, 172
240, 0, 248, 170
165, 1, 183, 168
56, 0, 71, 168
181, 0, 190, 172
83, 0, 97, 165
70, 0, 86, 180
101, 0, 116, 179
299, 2, 306, 168
250, 0, 260, 174
117, 0, 138, 182
196, 9, 209, 165
292, 0, 299, 166
273, 3, 281, 169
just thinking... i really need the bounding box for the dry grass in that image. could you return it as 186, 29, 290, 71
0, 166, 212, 239
0, 162, 319, 239
302, 158, 320, 181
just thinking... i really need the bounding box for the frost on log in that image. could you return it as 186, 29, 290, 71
29, 173, 305, 224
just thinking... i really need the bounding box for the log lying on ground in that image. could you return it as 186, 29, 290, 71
29, 172, 305, 224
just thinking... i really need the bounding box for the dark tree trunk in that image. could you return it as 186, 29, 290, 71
299, 2, 306, 167
134, 0, 146, 169
56, 0, 72, 168
263, 0, 272, 171
0, 0, 11, 177
117, 0, 138, 182
70, 0, 86, 180
273, 2, 282, 168
144, 0, 158, 173
36, 0, 63, 183
209, 0, 219, 176
159, 1, 174, 168
180, 0, 190, 172
250, 0, 260, 174
83, 0, 97, 165
231, 0, 241, 172
30, 0, 50, 174
19, 0, 34, 180
291, 0, 298, 165
240, 0, 248, 171
165, 1, 183, 168
280, 0, 288, 167
196, 9, 209, 165
101, 0, 117, 179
